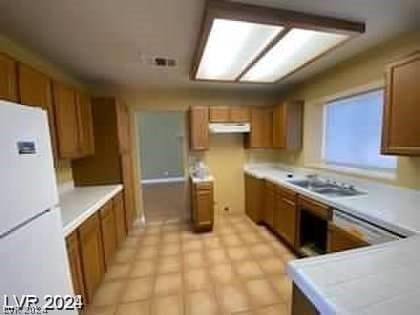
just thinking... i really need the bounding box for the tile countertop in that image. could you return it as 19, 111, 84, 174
59, 184, 123, 237
244, 164, 420, 315
244, 164, 420, 236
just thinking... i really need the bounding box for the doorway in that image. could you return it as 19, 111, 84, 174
137, 111, 188, 224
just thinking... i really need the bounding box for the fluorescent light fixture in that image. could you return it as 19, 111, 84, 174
241, 28, 348, 82
196, 19, 283, 81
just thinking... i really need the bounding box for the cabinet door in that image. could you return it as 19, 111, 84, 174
275, 195, 297, 246
272, 103, 286, 148
245, 174, 262, 223
113, 192, 127, 247
247, 108, 273, 148
382, 52, 420, 155
66, 231, 86, 302
230, 107, 250, 122
189, 107, 209, 150
327, 223, 368, 253
100, 201, 117, 268
116, 101, 131, 154
53, 81, 80, 158
209, 106, 230, 122
76, 93, 95, 156
78, 214, 105, 302
0, 53, 18, 102
193, 183, 214, 231
245, 174, 254, 221
263, 182, 275, 228
121, 153, 136, 230
18, 63, 58, 159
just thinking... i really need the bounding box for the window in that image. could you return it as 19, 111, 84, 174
323, 89, 397, 170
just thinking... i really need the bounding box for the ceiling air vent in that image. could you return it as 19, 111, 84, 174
153, 57, 177, 67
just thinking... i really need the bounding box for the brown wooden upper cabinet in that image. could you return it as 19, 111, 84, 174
53, 81, 95, 159
18, 63, 58, 159
209, 106, 250, 123
53, 81, 80, 159
189, 106, 209, 151
72, 98, 137, 231
273, 101, 303, 150
116, 100, 131, 154
245, 107, 273, 149
381, 51, 420, 155
0, 53, 18, 102
76, 92, 95, 156
230, 107, 251, 122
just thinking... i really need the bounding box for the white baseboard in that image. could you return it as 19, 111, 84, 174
142, 177, 186, 184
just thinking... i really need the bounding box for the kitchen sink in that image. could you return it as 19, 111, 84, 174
287, 179, 366, 198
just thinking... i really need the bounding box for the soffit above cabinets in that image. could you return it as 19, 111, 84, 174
191, 0, 365, 84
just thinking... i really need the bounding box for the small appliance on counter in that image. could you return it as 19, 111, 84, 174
190, 159, 210, 180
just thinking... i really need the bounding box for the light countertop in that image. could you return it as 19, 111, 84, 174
190, 174, 214, 183
244, 164, 420, 236
244, 163, 420, 315
59, 184, 123, 237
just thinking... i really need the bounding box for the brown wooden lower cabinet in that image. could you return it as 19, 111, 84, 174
292, 284, 319, 315
274, 184, 297, 247
244, 174, 263, 224
327, 223, 369, 253
64, 192, 131, 308
99, 201, 117, 269
113, 192, 127, 247
191, 180, 214, 232
65, 231, 86, 303
78, 213, 105, 303
263, 181, 275, 228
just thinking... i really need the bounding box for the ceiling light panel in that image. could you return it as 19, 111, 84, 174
196, 19, 283, 81
241, 28, 348, 83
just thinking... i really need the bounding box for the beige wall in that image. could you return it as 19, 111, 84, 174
117, 88, 279, 217
0, 34, 86, 184
281, 30, 420, 189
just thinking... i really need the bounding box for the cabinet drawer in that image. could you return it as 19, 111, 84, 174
195, 182, 213, 191
276, 184, 297, 201
298, 195, 331, 220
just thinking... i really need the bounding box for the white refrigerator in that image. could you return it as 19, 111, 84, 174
0, 100, 76, 314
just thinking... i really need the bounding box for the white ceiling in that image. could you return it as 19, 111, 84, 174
0, 0, 419, 92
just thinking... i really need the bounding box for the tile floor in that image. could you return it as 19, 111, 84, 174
86, 213, 296, 315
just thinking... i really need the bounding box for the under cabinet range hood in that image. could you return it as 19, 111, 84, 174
209, 122, 251, 134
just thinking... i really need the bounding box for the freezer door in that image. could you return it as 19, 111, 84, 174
0, 101, 58, 236
0, 209, 77, 314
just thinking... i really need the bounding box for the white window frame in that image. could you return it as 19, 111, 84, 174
311, 84, 398, 180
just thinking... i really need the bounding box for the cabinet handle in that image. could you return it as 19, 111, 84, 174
282, 198, 295, 207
